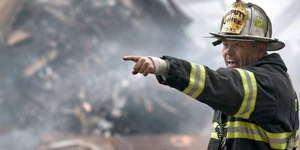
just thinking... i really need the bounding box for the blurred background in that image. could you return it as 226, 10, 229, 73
0, 0, 299, 150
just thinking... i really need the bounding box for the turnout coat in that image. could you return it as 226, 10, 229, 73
156, 53, 299, 150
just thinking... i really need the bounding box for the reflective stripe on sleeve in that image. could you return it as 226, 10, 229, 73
233, 68, 257, 119
210, 121, 299, 149
182, 62, 206, 98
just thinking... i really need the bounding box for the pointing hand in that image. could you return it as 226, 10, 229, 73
123, 56, 155, 76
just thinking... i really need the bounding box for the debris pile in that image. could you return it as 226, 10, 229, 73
0, 0, 212, 149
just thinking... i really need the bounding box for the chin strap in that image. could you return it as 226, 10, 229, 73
212, 40, 222, 46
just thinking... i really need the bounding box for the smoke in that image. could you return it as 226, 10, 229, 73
1, 0, 299, 149
0, 128, 41, 150
0, 0, 211, 149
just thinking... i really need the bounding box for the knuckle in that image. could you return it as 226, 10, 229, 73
150, 67, 154, 71
133, 67, 139, 71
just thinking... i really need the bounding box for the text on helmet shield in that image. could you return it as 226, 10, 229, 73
221, 2, 247, 34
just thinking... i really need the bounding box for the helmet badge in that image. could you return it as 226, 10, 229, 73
221, 1, 247, 34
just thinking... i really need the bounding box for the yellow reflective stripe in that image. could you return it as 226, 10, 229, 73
211, 123, 218, 139
182, 63, 206, 98
248, 71, 257, 118
226, 132, 268, 142
234, 69, 250, 118
191, 65, 206, 98
228, 121, 292, 139
265, 131, 292, 139
270, 143, 288, 149
182, 63, 196, 94
211, 122, 221, 139
294, 141, 299, 148
211, 132, 218, 139
212, 121, 298, 149
228, 121, 264, 132
213, 122, 218, 128
233, 69, 257, 119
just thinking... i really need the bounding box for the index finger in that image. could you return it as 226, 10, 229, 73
123, 56, 141, 62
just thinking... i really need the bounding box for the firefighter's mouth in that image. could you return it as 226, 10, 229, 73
227, 60, 238, 68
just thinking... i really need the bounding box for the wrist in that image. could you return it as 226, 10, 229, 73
148, 56, 169, 77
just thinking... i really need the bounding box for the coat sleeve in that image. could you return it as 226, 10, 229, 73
157, 56, 276, 122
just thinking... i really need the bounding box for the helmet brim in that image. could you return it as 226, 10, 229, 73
209, 32, 285, 51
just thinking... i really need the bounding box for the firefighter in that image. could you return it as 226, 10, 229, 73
123, 0, 299, 149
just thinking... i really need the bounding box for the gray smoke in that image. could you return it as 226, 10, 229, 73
0, 0, 299, 149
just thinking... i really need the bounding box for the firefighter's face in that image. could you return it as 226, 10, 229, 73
222, 40, 260, 68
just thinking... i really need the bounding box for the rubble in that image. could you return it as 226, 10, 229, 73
0, 0, 213, 149
24, 49, 58, 76
36, 134, 209, 150
7, 30, 32, 46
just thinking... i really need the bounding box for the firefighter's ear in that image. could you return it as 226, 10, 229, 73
256, 43, 267, 60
